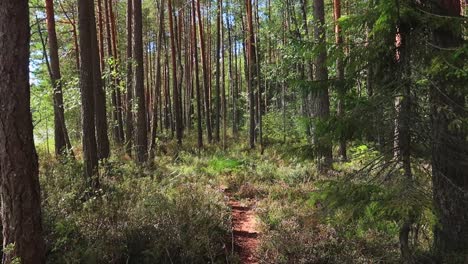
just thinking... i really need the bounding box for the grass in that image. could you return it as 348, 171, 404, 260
36, 134, 429, 263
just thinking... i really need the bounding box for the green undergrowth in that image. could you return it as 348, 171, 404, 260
38, 137, 437, 263
40, 152, 233, 263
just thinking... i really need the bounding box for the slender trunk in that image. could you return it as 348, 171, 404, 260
150, 0, 165, 158
191, 0, 204, 149
431, 0, 468, 258
109, 0, 125, 143
105, 0, 120, 144
246, 0, 256, 149
78, 0, 100, 185
221, 8, 227, 149
394, 19, 413, 262
334, 0, 347, 161
134, 0, 148, 163
92, 1, 110, 160
125, 0, 134, 155
226, 7, 237, 138
196, 0, 213, 143
312, 0, 332, 170
0, 1, 46, 262
214, 0, 222, 142
168, 0, 183, 145
45, 0, 73, 156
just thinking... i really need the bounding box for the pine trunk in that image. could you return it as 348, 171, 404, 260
134, 0, 148, 163
431, 0, 468, 258
45, 0, 73, 156
0, 1, 46, 262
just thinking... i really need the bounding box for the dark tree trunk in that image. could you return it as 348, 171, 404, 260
196, 0, 213, 143
226, 5, 237, 139
246, 0, 256, 149
0, 1, 46, 262
214, 0, 222, 142
133, 0, 148, 163
78, 0, 100, 186
191, 0, 204, 149
88, 0, 110, 160
394, 20, 414, 263
431, 0, 468, 258
45, 0, 73, 156
312, 0, 332, 170
221, 9, 227, 150
111, 0, 124, 145
125, 0, 134, 155
168, 0, 183, 145
334, 0, 347, 161
105, 0, 121, 145
150, 0, 165, 159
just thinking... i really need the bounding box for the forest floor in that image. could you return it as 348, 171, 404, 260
38, 136, 403, 263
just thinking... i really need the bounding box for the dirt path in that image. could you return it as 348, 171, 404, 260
224, 189, 260, 264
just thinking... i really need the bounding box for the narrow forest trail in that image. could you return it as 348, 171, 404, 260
224, 188, 260, 264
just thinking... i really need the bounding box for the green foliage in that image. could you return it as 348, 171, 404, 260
263, 109, 306, 143
40, 157, 232, 263
206, 156, 243, 174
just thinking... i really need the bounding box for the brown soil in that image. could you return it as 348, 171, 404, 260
224, 189, 260, 264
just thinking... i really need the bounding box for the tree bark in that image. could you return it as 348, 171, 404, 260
45, 0, 73, 156
431, 0, 468, 258
0, 1, 47, 262
191, 0, 204, 149
214, 0, 222, 142
196, 0, 213, 143
133, 0, 148, 163
246, 0, 257, 149
334, 0, 347, 161
125, 0, 134, 155
150, 0, 165, 158
91, 0, 110, 160
168, 0, 183, 145
78, 0, 101, 186
312, 0, 332, 170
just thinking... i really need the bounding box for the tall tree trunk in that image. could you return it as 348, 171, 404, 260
214, 0, 222, 142
109, 0, 125, 143
105, 0, 120, 144
246, 0, 256, 149
78, 0, 100, 184
168, 0, 183, 145
191, 0, 204, 149
91, 0, 110, 160
312, 0, 332, 170
221, 9, 227, 150
150, 0, 165, 158
226, 5, 237, 139
133, 0, 148, 163
45, 0, 73, 156
0, 1, 46, 262
431, 0, 468, 258
125, 0, 134, 155
196, 0, 213, 143
334, 0, 347, 161
394, 17, 414, 262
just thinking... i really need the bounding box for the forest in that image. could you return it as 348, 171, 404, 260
0, 0, 467, 263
